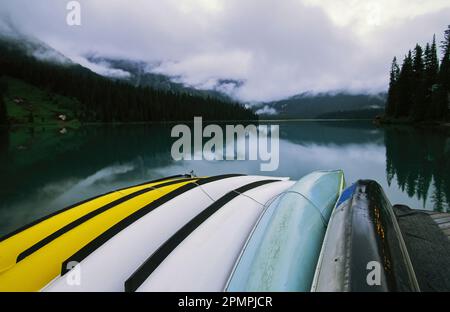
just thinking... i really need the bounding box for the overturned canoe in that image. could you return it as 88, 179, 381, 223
311, 180, 420, 292
44, 175, 285, 292
226, 170, 345, 292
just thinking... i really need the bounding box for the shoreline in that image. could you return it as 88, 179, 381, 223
375, 117, 450, 129
0, 118, 374, 128
1, 118, 449, 129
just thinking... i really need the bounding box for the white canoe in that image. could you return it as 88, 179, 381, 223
226, 170, 345, 292
44, 175, 287, 292
130, 180, 295, 292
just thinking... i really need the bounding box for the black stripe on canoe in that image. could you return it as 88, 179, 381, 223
16, 177, 199, 263
124, 179, 280, 292
60, 174, 245, 276
0, 174, 191, 243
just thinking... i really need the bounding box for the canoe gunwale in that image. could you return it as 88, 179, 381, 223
310, 174, 347, 291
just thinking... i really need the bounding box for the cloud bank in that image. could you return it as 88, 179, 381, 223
0, 0, 449, 102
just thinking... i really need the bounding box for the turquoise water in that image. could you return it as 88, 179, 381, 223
0, 121, 448, 236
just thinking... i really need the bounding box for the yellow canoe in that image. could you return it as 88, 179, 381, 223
0, 176, 197, 291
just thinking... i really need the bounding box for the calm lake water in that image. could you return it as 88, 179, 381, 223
0, 121, 449, 236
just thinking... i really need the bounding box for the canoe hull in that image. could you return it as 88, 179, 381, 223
226, 170, 345, 292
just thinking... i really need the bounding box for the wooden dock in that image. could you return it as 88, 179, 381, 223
394, 205, 450, 291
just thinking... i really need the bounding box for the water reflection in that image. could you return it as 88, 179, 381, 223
384, 126, 450, 212
0, 122, 448, 236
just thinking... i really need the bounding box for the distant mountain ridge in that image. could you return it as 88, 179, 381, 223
0, 25, 72, 65
254, 92, 386, 119
0, 28, 255, 124
85, 55, 235, 102
0, 20, 236, 103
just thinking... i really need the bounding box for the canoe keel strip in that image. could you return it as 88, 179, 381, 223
311, 180, 420, 292
0, 175, 246, 291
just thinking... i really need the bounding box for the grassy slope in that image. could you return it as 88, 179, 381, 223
2, 76, 81, 126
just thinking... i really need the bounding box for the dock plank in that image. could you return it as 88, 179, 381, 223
434, 217, 450, 225
429, 212, 450, 219
419, 210, 450, 240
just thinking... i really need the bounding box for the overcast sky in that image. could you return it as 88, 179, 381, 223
0, 0, 449, 102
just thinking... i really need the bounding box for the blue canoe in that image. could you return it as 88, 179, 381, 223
226, 170, 345, 292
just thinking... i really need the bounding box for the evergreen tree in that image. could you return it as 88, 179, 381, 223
396, 51, 414, 118
424, 37, 440, 120
0, 95, 7, 125
424, 42, 431, 73
430, 35, 440, 81
438, 25, 450, 120
441, 26, 450, 89
411, 44, 425, 121
0, 79, 8, 125
386, 57, 400, 116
